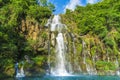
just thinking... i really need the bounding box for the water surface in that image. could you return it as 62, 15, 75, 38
8, 75, 120, 80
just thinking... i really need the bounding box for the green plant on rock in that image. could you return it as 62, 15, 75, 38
32, 56, 46, 66
96, 61, 117, 71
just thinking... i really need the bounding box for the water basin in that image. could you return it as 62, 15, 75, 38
4, 75, 120, 80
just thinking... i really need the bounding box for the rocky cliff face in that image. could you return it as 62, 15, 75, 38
60, 15, 120, 75
18, 16, 120, 75
20, 19, 49, 53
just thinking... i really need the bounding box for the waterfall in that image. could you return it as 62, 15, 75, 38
51, 33, 69, 76
15, 63, 25, 78
50, 15, 65, 32
82, 40, 97, 75
47, 15, 70, 76
115, 57, 120, 75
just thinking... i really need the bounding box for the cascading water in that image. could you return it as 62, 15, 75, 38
50, 15, 66, 32
82, 40, 97, 75
47, 15, 70, 76
51, 33, 69, 76
115, 57, 120, 75
15, 63, 25, 78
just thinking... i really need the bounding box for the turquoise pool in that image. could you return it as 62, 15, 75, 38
5, 75, 120, 80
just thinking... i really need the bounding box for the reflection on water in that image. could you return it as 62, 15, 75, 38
3, 75, 120, 80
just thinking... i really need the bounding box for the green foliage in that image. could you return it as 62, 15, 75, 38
41, 32, 47, 39
39, 0, 47, 6
38, 0, 55, 11
96, 61, 116, 71
27, 5, 51, 22
91, 46, 97, 56
32, 56, 46, 66
24, 39, 34, 52
48, 2, 55, 11
62, 0, 120, 55
0, 0, 53, 76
